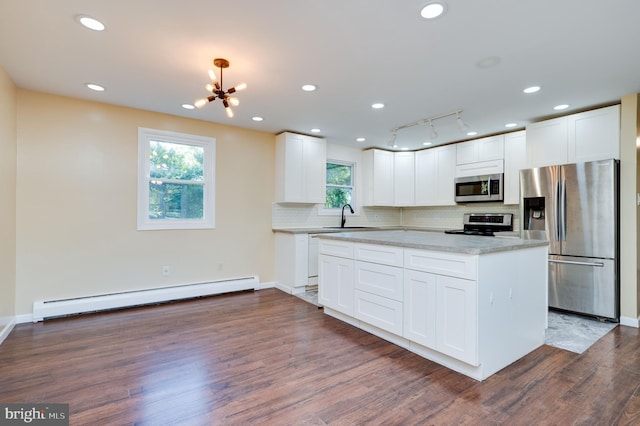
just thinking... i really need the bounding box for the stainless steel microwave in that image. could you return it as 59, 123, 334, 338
454, 173, 504, 203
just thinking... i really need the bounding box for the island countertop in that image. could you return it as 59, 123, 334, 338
316, 229, 548, 255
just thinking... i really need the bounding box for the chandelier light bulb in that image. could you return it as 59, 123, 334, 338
194, 98, 207, 108
234, 82, 247, 91
229, 97, 240, 106
225, 106, 234, 118
205, 83, 215, 92
208, 69, 217, 81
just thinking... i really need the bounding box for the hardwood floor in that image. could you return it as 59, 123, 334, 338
1, 288, 640, 425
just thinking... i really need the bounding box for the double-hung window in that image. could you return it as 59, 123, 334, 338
323, 161, 355, 211
137, 128, 215, 230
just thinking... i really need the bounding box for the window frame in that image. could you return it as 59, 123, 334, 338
319, 159, 356, 216
137, 127, 216, 231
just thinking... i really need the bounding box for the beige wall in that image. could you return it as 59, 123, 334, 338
0, 66, 17, 321
15, 90, 275, 315
620, 94, 640, 322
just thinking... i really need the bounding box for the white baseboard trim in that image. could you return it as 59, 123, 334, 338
16, 314, 33, 324
619, 315, 639, 328
274, 282, 306, 295
0, 317, 16, 345
256, 281, 276, 290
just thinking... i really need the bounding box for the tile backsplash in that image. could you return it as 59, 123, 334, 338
272, 202, 520, 230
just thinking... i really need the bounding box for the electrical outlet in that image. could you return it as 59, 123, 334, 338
162, 265, 170, 276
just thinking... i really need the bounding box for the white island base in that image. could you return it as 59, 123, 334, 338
318, 231, 548, 381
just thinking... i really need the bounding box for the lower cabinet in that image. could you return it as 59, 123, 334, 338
354, 260, 404, 335
318, 254, 354, 316
403, 269, 477, 366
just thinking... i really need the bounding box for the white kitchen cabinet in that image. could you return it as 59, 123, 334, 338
403, 269, 437, 349
436, 275, 478, 365
525, 105, 620, 168
318, 252, 354, 316
393, 151, 415, 206
456, 135, 504, 165
414, 144, 456, 206
503, 130, 526, 205
568, 105, 620, 163
525, 116, 568, 168
362, 149, 394, 206
275, 232, 310, 294
275, 132, 327, 203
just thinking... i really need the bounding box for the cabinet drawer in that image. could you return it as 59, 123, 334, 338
354, 290, 403, 335
355, 243, 403, 267
319, 240, 354, 258
355, 261, 403, 301
404, 249, 476, 280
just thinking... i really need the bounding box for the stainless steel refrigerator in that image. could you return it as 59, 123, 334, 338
520, 159, 619, 321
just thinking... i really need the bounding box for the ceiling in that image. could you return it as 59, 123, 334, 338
2, 0, 640, 151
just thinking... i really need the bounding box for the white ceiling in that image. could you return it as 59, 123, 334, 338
2, 0, 640, 151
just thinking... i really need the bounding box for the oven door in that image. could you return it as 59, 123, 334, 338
455, 174, 503, 202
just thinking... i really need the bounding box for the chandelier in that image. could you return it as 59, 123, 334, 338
194, 58, 246, 118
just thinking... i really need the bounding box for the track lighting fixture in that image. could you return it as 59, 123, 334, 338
194, 58, 246, 118
388, 132, 398, 148
388, 109, 470, 148
456, 112, 470, 133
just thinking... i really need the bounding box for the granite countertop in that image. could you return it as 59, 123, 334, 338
272, 226, 441, 234
316, 229, 548, 255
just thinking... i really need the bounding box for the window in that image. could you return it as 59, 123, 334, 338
137, 128, 215, 230
324, 161, 354, 210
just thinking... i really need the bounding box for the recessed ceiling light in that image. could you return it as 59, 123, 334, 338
505, 122, 518, 128
420, 2, 446, 19
356, 137, 366, 142
371, 103, 384, 109
85, 83, 105, 92
523, 86, 541, 94
301, 84, 317, 92
466, 131, 478, 136
182, 104, 195, 110
76, 15, 105, 31
423, 142, 432, 146
554, 104, 570, 111
310, 128, 321, 133
401, 147, 409, 151
252, 116, 264, 121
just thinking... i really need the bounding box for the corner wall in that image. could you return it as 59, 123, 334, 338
0, 65, 17, 339
620, 94, 640, 326
15, 90, 275, 316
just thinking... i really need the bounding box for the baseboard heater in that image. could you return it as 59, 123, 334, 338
32, 276, 259, 322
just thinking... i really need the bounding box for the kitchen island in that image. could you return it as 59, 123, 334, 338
317, 229, 548, 381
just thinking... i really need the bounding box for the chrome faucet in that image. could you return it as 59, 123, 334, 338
341, 204, 354, 228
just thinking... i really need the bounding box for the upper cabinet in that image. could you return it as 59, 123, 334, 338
393, 151, 415, 206
503, 130, 526, 205
526, 105, 620, 168
362, 149, 394, 206
567, 105, 620, 163
456, 135, 504, 165
275, 132, 327, 204
415, 144, 456, 206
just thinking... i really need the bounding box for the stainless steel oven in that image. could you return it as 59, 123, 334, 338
454, 173, 503, 203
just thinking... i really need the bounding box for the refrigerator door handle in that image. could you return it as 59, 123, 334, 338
554, 179, 560, 240
560, 179, 567, 241
549, 259, 605, 267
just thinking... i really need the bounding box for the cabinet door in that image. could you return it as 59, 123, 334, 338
503, 130, 526, 205
568, 105, 620, 163
318, 254, 354, 316
404, 270, 437, 349
456, 140, 479, 165
436, 276, 478, 366
373, 150, 394, 205
525, 117, 568, 168
435, 145, 457, 205
305, 136, 327, 203
477, 135, 504, 161
415, 145, 456, 206
394, 151, 415, 206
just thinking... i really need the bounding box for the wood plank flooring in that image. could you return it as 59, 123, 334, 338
1, 288, 639, 425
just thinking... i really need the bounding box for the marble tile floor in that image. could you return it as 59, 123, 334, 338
545, 310, 618, 354
295, 289, 617, 355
